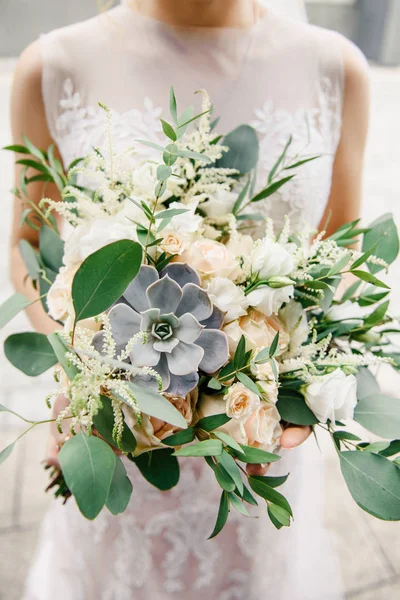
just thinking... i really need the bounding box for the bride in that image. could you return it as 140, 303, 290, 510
9, 1, 369, 598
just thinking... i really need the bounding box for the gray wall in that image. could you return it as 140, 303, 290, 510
0, 0, 96, 57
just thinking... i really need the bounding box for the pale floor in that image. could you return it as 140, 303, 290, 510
0, 61, 400, 600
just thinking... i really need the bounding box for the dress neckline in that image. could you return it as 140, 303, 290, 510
118, 1, 270, 39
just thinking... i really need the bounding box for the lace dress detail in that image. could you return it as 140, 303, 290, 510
25, 4, 350, 599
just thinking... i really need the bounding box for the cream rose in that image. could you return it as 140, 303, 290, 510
223, 309, 289, 357
257, 379, 279, 404
179, 239, 239, 280
303, 369, 358, 424
225, 382, 260, 419
201, 189, 237, 219
124, 390, 197, 455
47, 265, 78, 321
207, 277, 249, 323
159, 232, 186, 255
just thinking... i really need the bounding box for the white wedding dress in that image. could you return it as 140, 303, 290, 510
24, 3, 349, 598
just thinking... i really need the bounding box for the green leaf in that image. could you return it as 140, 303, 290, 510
249, 477, 293, 516
59, 433, 116, 520
284, 155, 320, 170
0, 442, 15, 465
351, 270, 390, 290
354, 394, 400, 439
173, 439, 223, 457
250, 474, 289, 489
351, 242, 379, 271
238, 483, 259, 506
4, 332, 58, 376
39, 225, 64, 273
155, 208, 188, 220
3, 144, 30, 154
236, 372, 262, 397
130, 448, 179, 491
22, 134, 47, 160
363, 301, 389, 329
127, 382, 188, 429
333, 431, 362, 442
196, 413, 231, 432
268, 136, 292, 183
232, 445, 280, 465
232, 178, 250, 215
169, 86, 178, 123
106, 456, 133, 515
176, 149, 212, 163
92, 395, 136, 453
208, 491, 229, 539
72, 240, 142, 321
214, 463, 236, 492
276, 390, 319, 426
47, 332, 80, 381
163, 427, 196, 446
362, 213, 399, 274
0, 293, 32, 330
362, 442, 391, 454
251, 176, 295, 203
327, 252, 353, 277
135, 139, 166, 153
341, 280, 362, 302
208, 378, 222, 391
214, 431, 243, 453
268, 503, 291, 528
233, 335, 247, 370
16, 158, 48, 174
356, 367, 380, 400
19, 240, 41, 280
380, 440, 400, 458
217, 450, 244, 495
156, 164, 172, 181
340, 451, 400, 521
229, 492, 251, 516
269, 331, 280, 358
215, 125, 259, 175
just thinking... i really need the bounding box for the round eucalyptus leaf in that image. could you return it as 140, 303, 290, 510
276, 390, 319, 426
59, 433, 116, 520
39, 225, 65, 273
363, 213, 399, 274
215, 125, 259, 175
93, 395, 136, 453
0, 293, 31, 330
72, 240, 142, 322
4, 332, 58, 376
340, 451, 400, 521
354, 394, 400, 439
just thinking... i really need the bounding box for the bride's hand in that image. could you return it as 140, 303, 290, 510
246, 425, 312, 477
46, 394, 71, 469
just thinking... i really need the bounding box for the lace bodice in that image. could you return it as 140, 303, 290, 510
25, 5, 348, 599
40, 1, 345, 230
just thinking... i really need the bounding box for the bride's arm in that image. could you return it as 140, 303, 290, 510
319, 38, 370, 236
9, 40, 63, 335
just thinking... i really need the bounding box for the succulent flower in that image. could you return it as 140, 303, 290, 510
93, 263, 229, 396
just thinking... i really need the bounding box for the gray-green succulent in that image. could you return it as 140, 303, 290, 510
93, 263, 229, 397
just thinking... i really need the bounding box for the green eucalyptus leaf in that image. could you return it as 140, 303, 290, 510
4, 332, 58, 376
354, 394, 400, 439
268, 503, 291, 528
0, 293, 32, 330
39, 226, 64, 273
156, 164, 172, 181
215, 125, 259, 175
229, 492, 251, 516
208, 491, 229, 539
72, 240, 142, 321
196, 413, 231, 432
0, 442, 15, 465
277, 390, 319, 426
163, 427, 196, 446
59, 433, 116, 520
356, 367, 380, 400
92, 395, 136, 453
213, 431, 243, 453
47, 332, 80, 381
251, 176, 295, 203
362, 213, 399, 274
19, 240, 41, 280
232, 445, 280, 465
173, 439, 223, 457
106, 456, 133, 515
351, 270, 390, 290
214, 463, 236, 492
160, 119, 177, 141
130, 448, 180, 491
169, 86, 178, 123
249, 477, 293, 516
268, 136, 292, 183
250, 474, 289, 489
340, 451, 400, 521
127, 382, 188, 429
217, 450, 244, 495
236, 373, 262, 398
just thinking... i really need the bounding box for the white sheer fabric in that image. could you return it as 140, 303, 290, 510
24, 3, 349, 598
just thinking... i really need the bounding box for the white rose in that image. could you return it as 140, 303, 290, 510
201, 189, 237, 219
63, 216, 138, 268
164, 202, 203, 235
247, 285, 294, 317
207, 277, 249, 323
303, 369, 358, 424
226, 234, 254, 258
47, 265, 78, 321
225, 383, 260, 419
279, 300, 309, 355
251, 238, 294, 280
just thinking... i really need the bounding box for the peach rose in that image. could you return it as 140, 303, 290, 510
125, 390, 197, 456
225, 382, 260, 419
223, 309, 290, 357
159, 232, 186, 255
47, 265, 78, 322
179, 239, 239, 280
198, 393, 282, 454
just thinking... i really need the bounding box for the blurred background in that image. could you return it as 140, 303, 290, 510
0, 1, 399, 599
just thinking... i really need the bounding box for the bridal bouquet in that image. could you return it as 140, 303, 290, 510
2, 89, 400, 536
